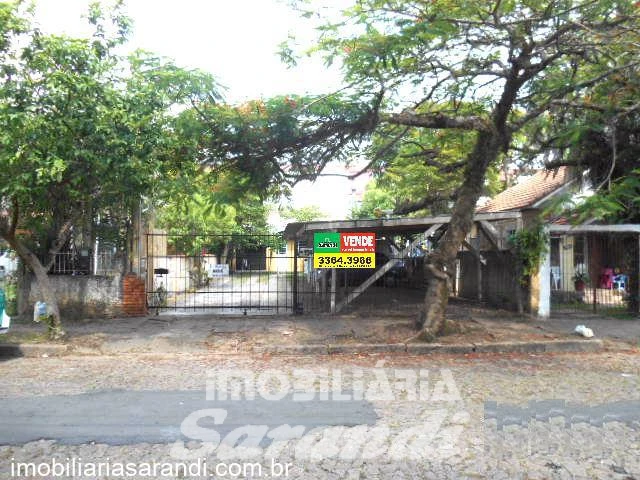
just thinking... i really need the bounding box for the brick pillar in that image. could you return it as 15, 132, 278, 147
122, 274, 147, 316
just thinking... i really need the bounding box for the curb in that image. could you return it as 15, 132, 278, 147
412, 339, 605, 355
0, 343, 70, 358
257, 339, 603, 356
255, 344, 328, 355
0, 338, 604, 358
406, 343, 475, 355
469, 339, 604, 354
327, 343, 407, 355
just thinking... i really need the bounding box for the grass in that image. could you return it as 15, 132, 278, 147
2, 280, 18, 316
0, 330, 50, 344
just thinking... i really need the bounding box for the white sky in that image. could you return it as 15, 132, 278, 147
33, 0, 370, 221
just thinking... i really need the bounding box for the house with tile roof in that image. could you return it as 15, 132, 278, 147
474, 166, 639, 316
477, 166, 576, 214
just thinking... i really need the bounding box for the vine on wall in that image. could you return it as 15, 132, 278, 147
508, 224, 549, 286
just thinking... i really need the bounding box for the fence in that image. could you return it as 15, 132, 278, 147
48, 250, 123, 276
143, 233, 434, 315
35, 230, 640, 318
458, 250, 524, 311
145, 233, 317, 314
549, 232, 639, 315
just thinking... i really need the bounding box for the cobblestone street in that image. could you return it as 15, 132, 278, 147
1, 351, 639, 479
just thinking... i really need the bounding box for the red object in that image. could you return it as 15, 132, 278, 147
122, 274, 148, 316
599, 268, 614, 289
340, 232, 376, 253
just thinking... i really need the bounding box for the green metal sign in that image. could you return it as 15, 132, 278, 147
313, 232, 340, 253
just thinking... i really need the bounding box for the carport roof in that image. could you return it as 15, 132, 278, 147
284, 211, 523, 239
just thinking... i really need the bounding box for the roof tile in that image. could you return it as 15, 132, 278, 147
477, 167, 572, 213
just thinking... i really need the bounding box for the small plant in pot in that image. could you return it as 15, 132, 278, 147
573, 271, 590, 291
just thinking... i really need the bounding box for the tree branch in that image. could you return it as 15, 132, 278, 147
518, 60, 640, 108
0, 198, 20, 239
45, 219, 76, 271
384, 111, 490, 131
394, 193, 456, 216
349, 125, 410, 178
399, 149, 466, 173
543, 159, 578, 169
9, 197, 19, 237
597, 119, 617, 192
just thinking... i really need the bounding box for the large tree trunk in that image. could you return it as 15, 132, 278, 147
414, 131, 504, 341
220, 241, 231, 265
28, 256, 65, 339
411, 72, 522, 342
3, 235, 66, 339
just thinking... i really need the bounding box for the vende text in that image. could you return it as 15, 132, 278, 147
340, 233, 375, 252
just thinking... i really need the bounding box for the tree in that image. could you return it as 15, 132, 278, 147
0, 2, 218, 337
350, 181, 396, 219
270, 0, 639, 339
154, 178, 273, 287
155, 175, 273, 259
533, 41, 640, 221
280, 204, 325, 222
350, 123, 504, 218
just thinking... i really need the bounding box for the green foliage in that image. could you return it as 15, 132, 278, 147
508, 224, 549, 286
349, 180, 395, 219
154, 171, 273, 257
517, 6, 640, 222
346, 112, 505, 217
540, 169, 640, 225
575, 172, 640, 224
2, 276, 17, 316
0, 1, 221, 333
362, 118, 504, 215
280, 205, 325, 222
282, 1, 640, 220
192, 92, 380, 199
572, 270, 590, 285
0, 2, 219, 261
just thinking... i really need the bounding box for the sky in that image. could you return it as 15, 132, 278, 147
32, 0, 370, 222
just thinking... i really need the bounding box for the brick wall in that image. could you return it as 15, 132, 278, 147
122, 274, 147, 316
20, 273, 148, 319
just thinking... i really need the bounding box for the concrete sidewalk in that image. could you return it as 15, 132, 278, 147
1, 307, 624, 357
538, 312, 640, 344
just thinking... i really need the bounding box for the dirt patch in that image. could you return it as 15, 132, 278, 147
203, 301, 571, 353
5, 299, 600, 355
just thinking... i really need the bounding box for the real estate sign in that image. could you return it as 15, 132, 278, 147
313, 232, 376, 268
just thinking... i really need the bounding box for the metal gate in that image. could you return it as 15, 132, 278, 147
549, 231, 639, 315
145, 233, 310, 314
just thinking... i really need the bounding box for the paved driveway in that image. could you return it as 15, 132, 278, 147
165, 272, 294, 315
